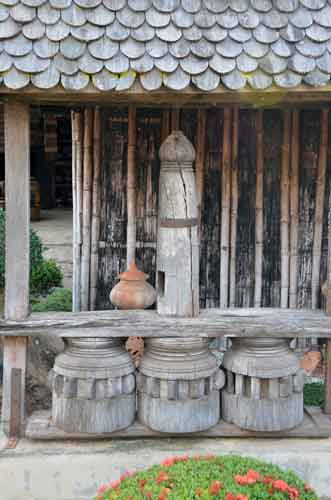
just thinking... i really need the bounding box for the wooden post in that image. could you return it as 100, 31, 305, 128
196, 109, 206, 238
255, 110, 264, 307
71, 110, 83, 312
324, 156, 331, 414
2, 100, 30, 436
161, 109, 170, 143
81, 108, 93, 311
171, 108, 180, 131
220, 108, 232, 309
127, 105, 137, 268
280, 111, 291, 308
229, 108, 239, 308
312, 109, 328, 310
90, 107, 102, 310
290, 110, 300, 309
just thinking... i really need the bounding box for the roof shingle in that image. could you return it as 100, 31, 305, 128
1, 0, 331, 92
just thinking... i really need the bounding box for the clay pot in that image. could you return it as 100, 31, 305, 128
110, 261, 156, 310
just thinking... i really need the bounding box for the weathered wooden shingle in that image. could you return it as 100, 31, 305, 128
2, 0, 331, 91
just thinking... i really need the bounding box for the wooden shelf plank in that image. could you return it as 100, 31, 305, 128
25, 408, 331, 440
1, 308, 331, 339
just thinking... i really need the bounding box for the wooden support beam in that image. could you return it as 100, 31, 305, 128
161, 109, 170, 142
280, 111, 291, 308
71, 110, 83, 312
324, 137, 331, 414
255, 110, 264, 307
170, 108, 180, 131
290, 110, 300, 309
229, 108, 239, 308
312, 109, 328, 310
90, 107, 101, 310
220, 108, 232, 309
2, 100, 30, 436
126, 104, 137, 267
196, 108, 206, 239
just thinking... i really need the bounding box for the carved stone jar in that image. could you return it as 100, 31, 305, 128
138, 337, 225, 433
50, 338, 136, 433
222, 338, 305, 432
110, 261, 156, 310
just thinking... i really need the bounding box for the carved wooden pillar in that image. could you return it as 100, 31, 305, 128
50, 338, 136, 433
222, 338, 304, 431
138, 131, 224, 433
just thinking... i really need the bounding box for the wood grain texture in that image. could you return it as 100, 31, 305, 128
255, 110, 264, 307
1, 337, 27, 436
220, 108, 231, 309
25, 407, 331, 439
281, 111, 291, 308
1, 308, 331, 338
229, 108, 239, 308
290, 110, 300, 309
4, 101, 30, 320
126, 104, 137, 267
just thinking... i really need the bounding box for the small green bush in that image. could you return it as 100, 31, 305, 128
0, 209, 44, 289
31, 288, 72, 312
304, 382, 324, 408
30, 259, 63, 295
94, 455, 318, 500
0, 209, 63, 296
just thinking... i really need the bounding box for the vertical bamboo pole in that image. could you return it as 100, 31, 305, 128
71, 111, 82, 312
127, 105, 137, 267
171, 108, 180, 131
80, 108, 93, 311
325, 185, 331, 413
290, 110, 300, 309
229, 108, 239, 308
220, 108, 232, 309
196, 109, 206, 239
255, 110, 264, 308
90, 107, 102, 310
280, 111, 291, 308
161, 109, 170, 143
312, 109, 329, 310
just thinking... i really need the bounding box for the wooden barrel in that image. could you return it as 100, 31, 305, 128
30, 177, 41, 221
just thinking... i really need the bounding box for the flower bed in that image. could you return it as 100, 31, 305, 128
94, 455, 318, 500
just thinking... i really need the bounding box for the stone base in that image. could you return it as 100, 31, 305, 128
52, 393, 136, 434
138, 391, 220, 433
222, 391, 304, 432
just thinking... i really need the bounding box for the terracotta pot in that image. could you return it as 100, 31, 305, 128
110, 261, 156, 310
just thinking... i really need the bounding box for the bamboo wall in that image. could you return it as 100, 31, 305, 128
72, 106, 331, 312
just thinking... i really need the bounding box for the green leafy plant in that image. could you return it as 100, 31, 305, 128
31, 288, 72, 312
0, 209, 63, 296
304, 382, 324, 408
94, 455, 318, 500
30, 259, 63, 295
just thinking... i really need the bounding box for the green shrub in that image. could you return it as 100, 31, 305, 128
0, 209, 63, 295
94, 455, 318, 500
30, 259, 63, 295
304, 382, 324, 408
31, 288, 72, 312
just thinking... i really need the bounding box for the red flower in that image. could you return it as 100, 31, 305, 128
177, 454, 189, 462
139, 479, 147, 489
110, 479, 120, 489
226, 494, 248, 500
235, 469, 260, 486
156, 471, 169, 484
236, 495, 248, 500
305, 483, 313, 492
158, 487, 171, 500
162, 457, 176, 467
146, 491, 153, 499
195, 487, 203, 497
263, 476, 274, 484
97, 484, 108, 495
209, 480, 223, 495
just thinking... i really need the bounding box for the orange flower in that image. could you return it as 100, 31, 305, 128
225, 494, 247, 500
156, 471, 169, 484
195, 487, 203, 497
146, 491, 153, 499
305, 483, 313, 492
209, 480, 223, 495
236, 495, 248, 500
158, 487, 171, 500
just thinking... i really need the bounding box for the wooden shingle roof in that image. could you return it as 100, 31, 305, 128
1, 0, 331, 92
